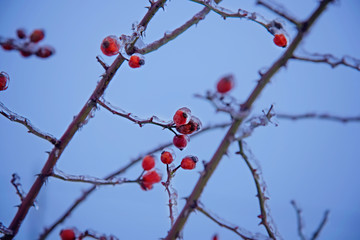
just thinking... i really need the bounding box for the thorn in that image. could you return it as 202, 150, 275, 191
257, 214, 263, 219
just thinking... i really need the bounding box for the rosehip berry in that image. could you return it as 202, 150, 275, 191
0, 72, 10, 91
273, 34, 287, 48
173, 135, 188, 150
20, 49, 32, 57
216, 75, 234, 94
60, 229, 76, 240
100, 35, 120, 56
173, 107, 191, 126
143, 170, 161, 183
1, 39, 15, 50
161, 149, 175, 164
128, 54, 145, 68
35, 46, 55, 58
141, 181, 153, 191
176, 116, 202, 135
30, 29, 45, 43
142, 155, 155, 171
181, 155, 198, 170
16, 28, 27, 39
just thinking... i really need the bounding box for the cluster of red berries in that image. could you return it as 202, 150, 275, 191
216, 75, 235, 94
0, 72, 10, 91
273, 34, 287, 48
60, 229, 76, 240
100, 35, 145, 68
172, 107, 202, 150
0, 29, 55, 58
140, 155, 162, 190
160, 148, 198, 170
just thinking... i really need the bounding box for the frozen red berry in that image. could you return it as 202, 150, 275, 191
30, 29, 45, 43
0, 72, 10, 91
16, 28, 27, 39
1, 39, 15, 50
60, 229, 76, 240
173, 107, 191, 127
20, 49, 32, 57
141, 170, 161, 191
176, 116, 202, 135
181, 155, 198, 170
101, 35, 120, 56
142, 155, 155, 171
161, 149, 175, 164
216, 75, 234, 94
273, 34, 287, 48
173, 135, 188, 150
35, 46, 55, 58
128, 54, 145, 68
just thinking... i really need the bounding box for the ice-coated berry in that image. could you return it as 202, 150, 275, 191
176, 116, 202, 135
273, 34, 287, 48
0, 72, 10, 91
173, 107, 191, 127
128, 54, 145, 68
181, 156, 198, 170
173, 135, 188, 150
217, 75, 234, 94
30, 29, 45, 43
60, 229, 76, 240
142, 155, 155, 171
101, 35, 120, 56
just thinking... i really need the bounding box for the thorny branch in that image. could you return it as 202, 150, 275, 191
196, 202, 255, 240
0, 101, 59, 145
77, 229, 119, 240
257, 0, 300, 27
38, 122, 231, 239
277, 112, 360, 123
1, 1, 168, 239
165, 1, 334, 239
136, 0, 222, 55
291, 53, 360, 71
237, 141, 275, 239
97, 98, 177, 135
51, 168, 136, 186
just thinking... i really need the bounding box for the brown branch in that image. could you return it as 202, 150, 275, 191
291, 54, 360, 71
165, 1, 333, 239
277, 112, 360, 123
10, 174, 26, 203
136, 0, 222, 55
290, 200, 306, 240
38, 121, 230, 239
196, 202, 255, 240
77, 229, 119, 240
1, 1, 168, 239
0, 101, 59, 145
310, 210, 330, 240
256, 0, 300, 27
237, 141, 275, 239
96, 56, 109, 70
97, 98, 177, 135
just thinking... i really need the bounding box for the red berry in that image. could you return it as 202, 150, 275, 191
0, 72, 10, 91
35, 46, 55, 58
273, 34, 287, 48
140, 181, 153, 191
212, 234, 218, 240
176, 116, 202, 135
173, 135, 188, 150
161, 149, 175, 164
181, 155, 198, 170
216, 75, 234, 94
173, 107, 191, 126
1, 39, 15, 50
60, 229, 76, 240
20, 49, 32, 57
30, 29, 45, 43
100, 35, 120, 56
142, 170, 161, 184
128, 54, 145, 68
16, 28, 27, 39
142, 155, 155, 171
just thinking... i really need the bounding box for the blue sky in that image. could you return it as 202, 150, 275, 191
1, 0, 360, 239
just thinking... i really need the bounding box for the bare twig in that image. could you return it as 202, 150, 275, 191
165, 1, 333, 239
78, 229, 120, 240
97, 98, 177, 135
0, 101, 59, 145
290, 200, 306, 240
162, 164, 178, 227
38, 122, 231, 239
196, 202, 255, 240
310, 210, 330, 240
237, 141, 275, 239
10, 174, 26, 203
51, 167, 136, 186
257, 0, 300, 27
1, 1, 168, 239
277, 112, 360, 123
96, 56, 109, 70
292, 53, 360, 71
136, 0, 222, 55
190, 0, 269, 29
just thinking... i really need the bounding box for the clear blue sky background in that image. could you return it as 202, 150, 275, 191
1, 0, 360, 239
